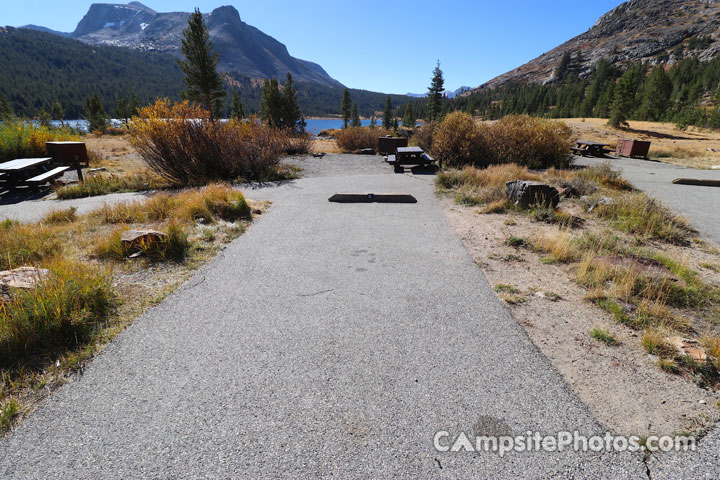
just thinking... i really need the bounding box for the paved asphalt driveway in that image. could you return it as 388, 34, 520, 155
575, 156, 720, 244
0, 156, 651, 478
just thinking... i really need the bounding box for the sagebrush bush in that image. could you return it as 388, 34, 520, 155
278, 130, 312, 155
129, 99, 282, 185
431, 113, 573, 169
335, 127, 392, 152
0, 121, 79, 162
487, 115, 573, 169
414, 121, 436, 153
0, 260, 115, 366
432, 112, 490, 167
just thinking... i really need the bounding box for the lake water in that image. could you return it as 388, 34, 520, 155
47, 118, 398, 135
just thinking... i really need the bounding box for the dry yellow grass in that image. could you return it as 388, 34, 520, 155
557, 118, 720, 169
83, 134, 151, 175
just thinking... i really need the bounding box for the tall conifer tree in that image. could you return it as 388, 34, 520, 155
178, 8, 226, 123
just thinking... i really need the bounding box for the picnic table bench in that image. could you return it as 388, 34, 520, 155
0, 157, 70, 190
385, 147, 436, 172
572, 140, 613, 157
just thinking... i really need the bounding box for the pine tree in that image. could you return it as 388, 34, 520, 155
260, 78, 282, 128
178, 8, 226, 123
283, 73, 303, 131
369, 116, 377, 129
403, 103, 415, 129
382, 96, 392, 129
340, 88, 352, 129
84, 94, 109, 132
230, 90, 245, 121
116, 96, 130, 125
426, 61, 445, 121
0, 94, 14, 120
128, 91, 141, 117
350, 103, 361, 127
37, 107, 51, 127
51, 99, 65, 126
609, 68, 637, 127
554, 51, 572, 82
640, 66, 673, 121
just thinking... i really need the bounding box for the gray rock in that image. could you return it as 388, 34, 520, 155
505, 180, 560, 209
0, 281, 11, 303
0, 267, 50, 290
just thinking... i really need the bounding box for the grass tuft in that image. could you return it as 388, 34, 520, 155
590, 328, 620, 346
41, 207, 77, 225
0, 260, 116, 367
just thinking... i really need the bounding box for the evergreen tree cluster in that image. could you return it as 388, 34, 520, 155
259, 73, 305, 132
448, 55, 720, 129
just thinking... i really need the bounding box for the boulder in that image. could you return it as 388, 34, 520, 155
0, 267, 50, 290
121, 229, 166, 251
505, 181, 560, 209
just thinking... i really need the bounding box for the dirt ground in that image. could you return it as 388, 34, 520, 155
442, 198, 720, 438
558, 118, 720, 169
83, 134, 150, 175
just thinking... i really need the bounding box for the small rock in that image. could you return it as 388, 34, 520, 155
711, 165, 720, 170
700, 400, 707, 405
0, 267, 50, 290
534, 291, 547, 299
666, 336, 707, 362
312, 152, 325, 158
358, 148, 375, 155
0, 281, 11, 303
121, 229, 166, 251
587, 197, 614, 213
505, 181, 560, 209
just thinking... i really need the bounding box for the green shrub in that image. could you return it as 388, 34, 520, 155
0, 121, 79, 163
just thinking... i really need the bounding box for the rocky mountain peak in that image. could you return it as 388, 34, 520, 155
472, 0, 720, 91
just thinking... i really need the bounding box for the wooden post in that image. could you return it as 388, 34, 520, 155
74, 155, 84, 183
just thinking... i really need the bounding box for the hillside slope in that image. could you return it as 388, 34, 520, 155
473, 0, 720, 91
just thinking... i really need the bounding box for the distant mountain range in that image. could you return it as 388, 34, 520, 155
468, 0, 720, 93
22, 2, 341, 88
406, 86, 472, 99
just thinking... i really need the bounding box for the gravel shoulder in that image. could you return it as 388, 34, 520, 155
0, 156, 645, 478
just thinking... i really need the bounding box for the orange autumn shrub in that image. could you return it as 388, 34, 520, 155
129, 99, 282, 185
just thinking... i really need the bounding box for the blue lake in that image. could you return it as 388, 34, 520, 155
45, 118, 406, 135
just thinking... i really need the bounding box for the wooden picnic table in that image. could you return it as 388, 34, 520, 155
572, 140, 613, 157
386, 146, 437, 171
0, 157, 68, 190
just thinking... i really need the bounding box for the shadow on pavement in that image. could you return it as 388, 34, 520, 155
0, 188, 51, 205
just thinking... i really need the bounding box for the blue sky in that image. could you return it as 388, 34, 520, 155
5, 0, 626, 94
